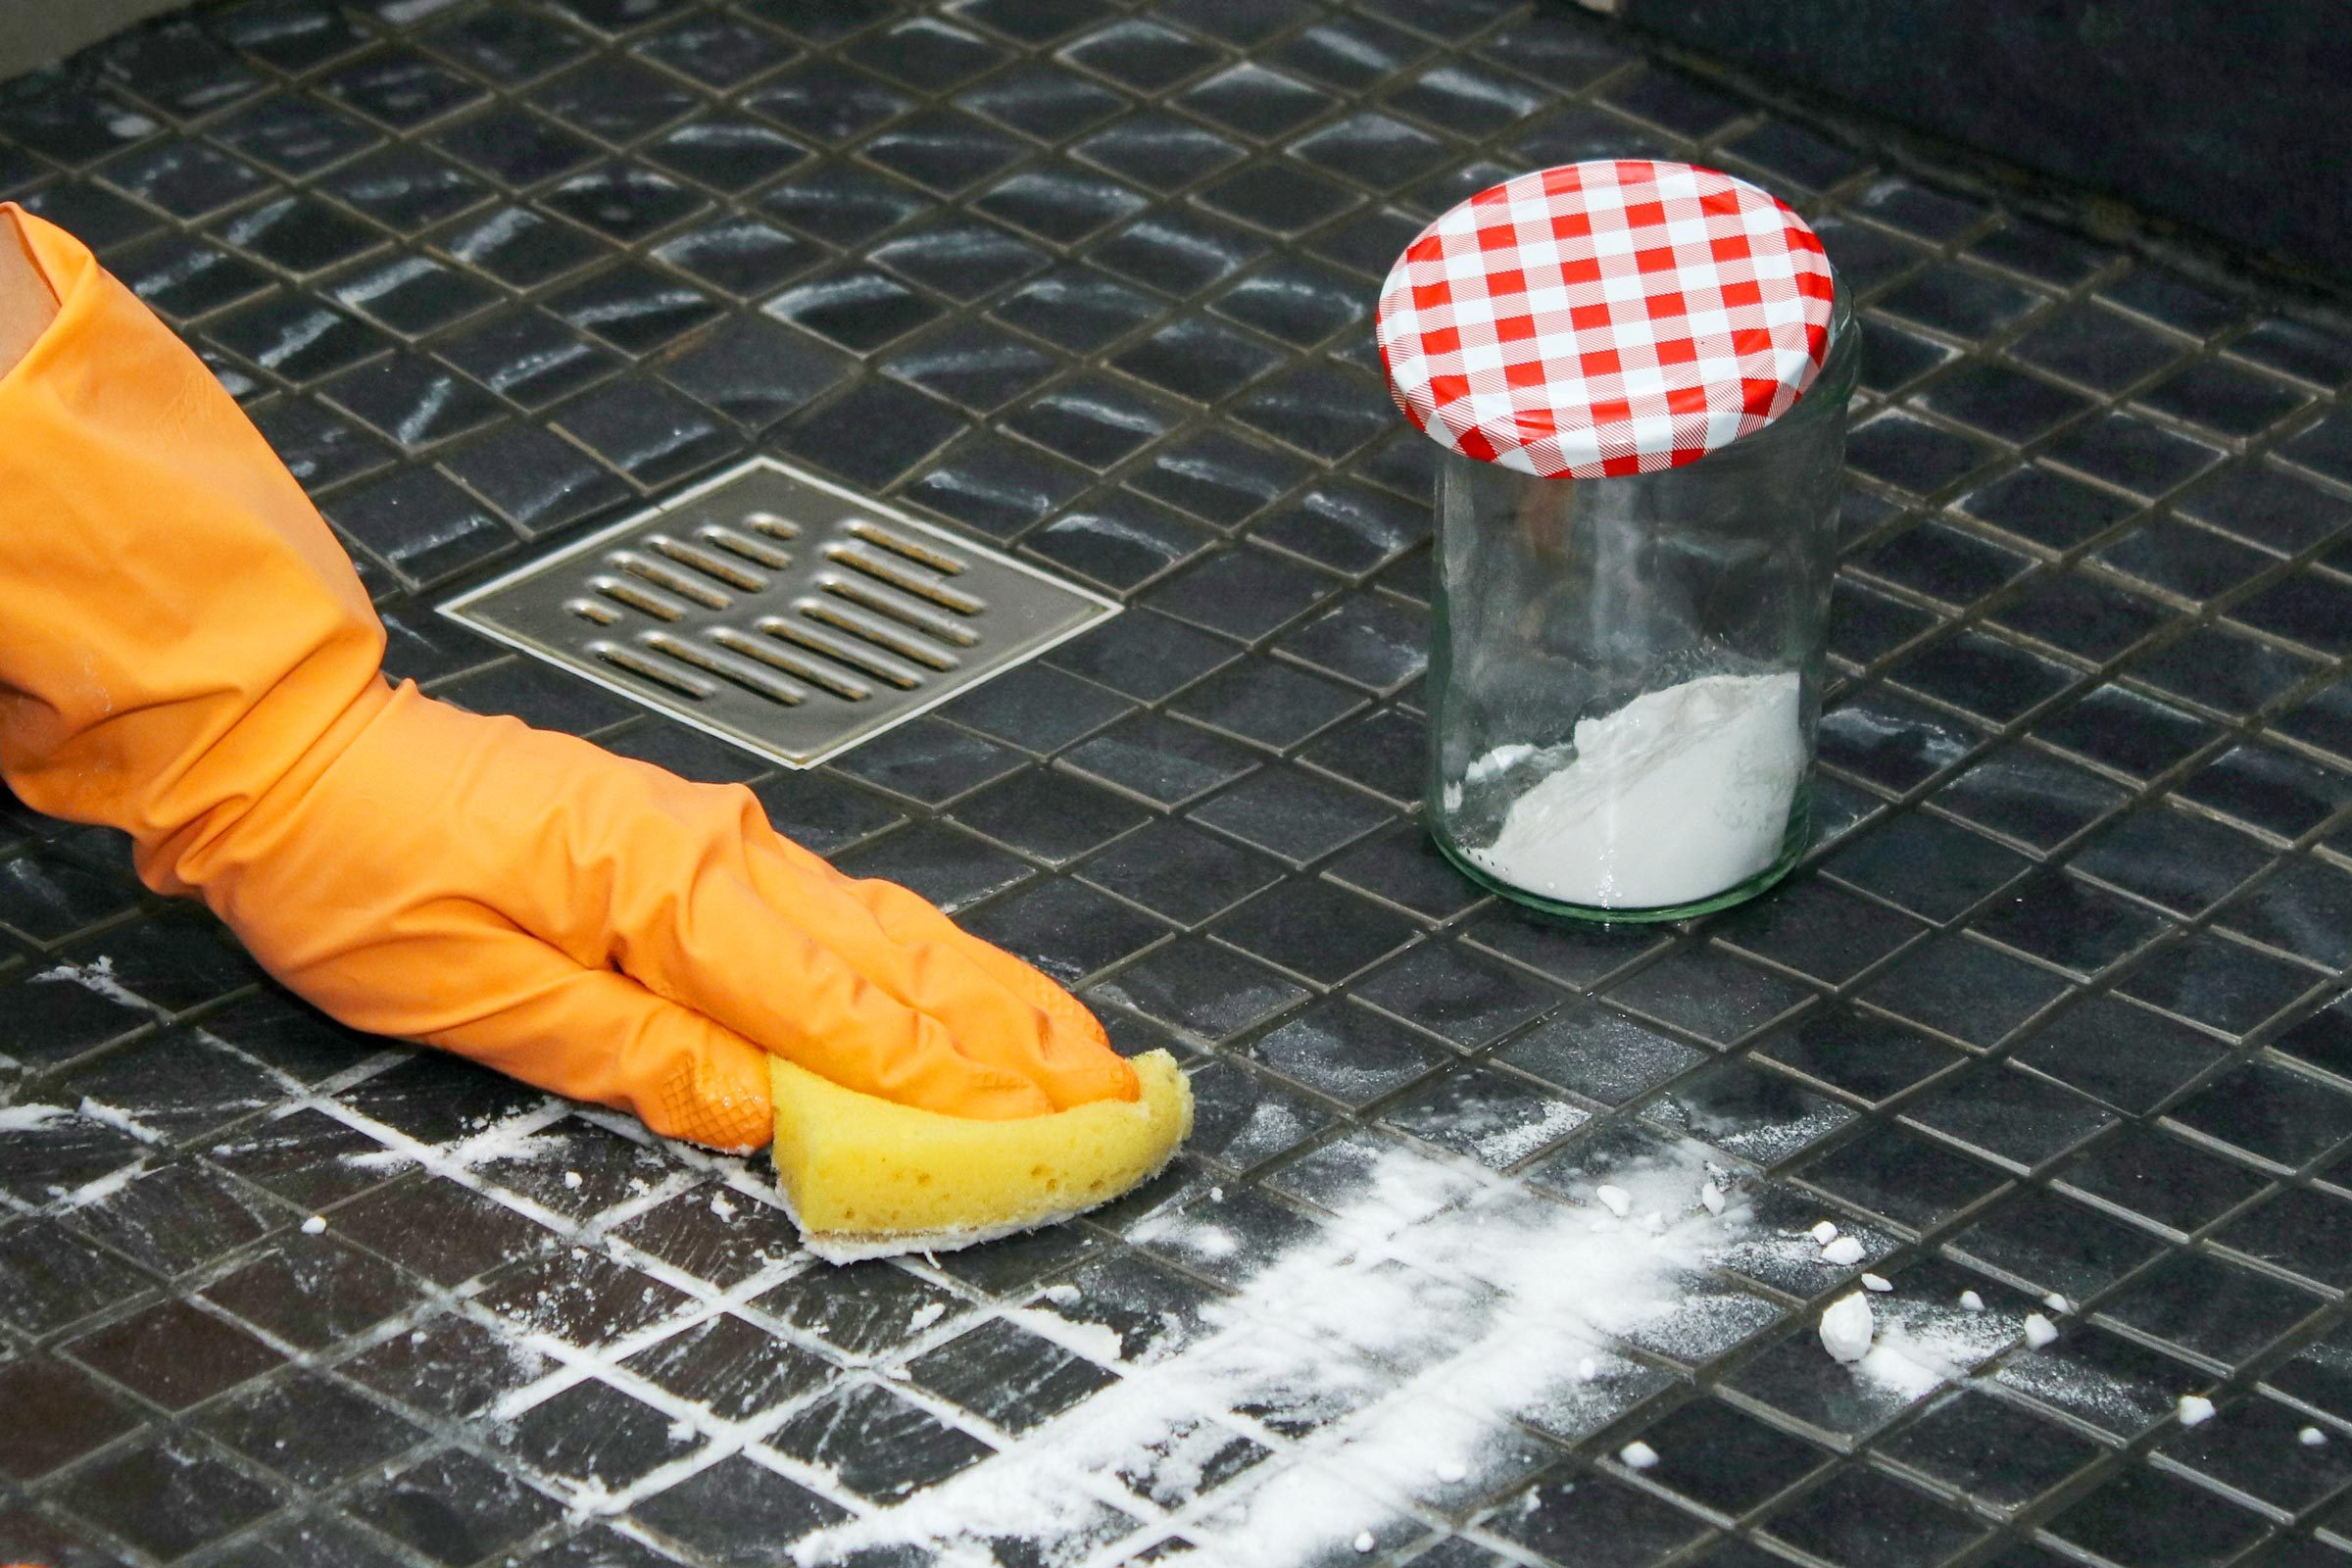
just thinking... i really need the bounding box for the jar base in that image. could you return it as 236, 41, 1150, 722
1428, 823, 1810, 924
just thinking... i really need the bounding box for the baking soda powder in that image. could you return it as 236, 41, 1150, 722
1464, 671, 1805, 909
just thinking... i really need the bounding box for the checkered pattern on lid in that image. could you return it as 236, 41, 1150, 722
1376, 160, 1836, 479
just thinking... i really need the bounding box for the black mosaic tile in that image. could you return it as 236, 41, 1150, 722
111, 231, 275, 321
1988, 568, 2173, 664
2178, 457, 2352, 558
1755, 1004, 1964, 1108
535, 54, 697, 143
2049, 411, 2230, 502
768, 1379, 997, 1499
437, 202, 605, 287
430, 104, 599, 189
202, 1235, 424, 1352
553, 373, 736, 485
1990, 1315, 2201, 1437
2170, 1059, 2352, 1171
1761, 1465, 1989, 1568
202, 1368, 425, 1490
960, 875, 1171, 984
1007, 372, 1186, 468
235, 371, 384, 482
340, 1310, 558, 1422
441, 421, 630, 539
1970, 868, 2167, 978
2099, 1248, 2326, 1366
214, 92, 382, 177
547, 262, 721, 354
423, 6, 594, 83
2009, 991, 2226, 1118
2008, 298, 2184, 395
348, 1446, 567, 1565
208, 0, 369, 73
329, 1173, 555, 1287
543, 160, 710, 242
2217, 855, 2352, 969
1953, 464, 2139, 554
2102, 268, 2242, 338
634, 10, 796, 86
0, 1352, 141, 1483
2129, 622, 2320, 719
325, 464, 514, 585
1798, 1120, 2009, 1234
51, 1429, 286, 1563
1212, 876, 1418, 986
651, 215, 822, 300
2141, 356, 2311, 441
323, 46, 488, 130
65, 1295, 286, 1410
1028, 490, 1219, 592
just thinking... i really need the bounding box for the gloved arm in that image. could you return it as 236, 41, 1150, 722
0, 206, 1136, 1151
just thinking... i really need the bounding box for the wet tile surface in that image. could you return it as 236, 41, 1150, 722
4, 0, 2352, 1565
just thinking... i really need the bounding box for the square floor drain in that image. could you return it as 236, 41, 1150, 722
440, 457, 1119, 768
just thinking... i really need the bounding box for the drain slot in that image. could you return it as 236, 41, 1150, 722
824, 541, 986, 614
651, 534, 767, 592
442, 458, 1114, 767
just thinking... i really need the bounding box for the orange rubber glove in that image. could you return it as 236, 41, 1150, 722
0, 206, 1137, 1151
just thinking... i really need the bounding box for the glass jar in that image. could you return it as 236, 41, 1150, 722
1380, 161, 1855, 922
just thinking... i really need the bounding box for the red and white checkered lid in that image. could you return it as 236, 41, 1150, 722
1376, 160, 1836, 479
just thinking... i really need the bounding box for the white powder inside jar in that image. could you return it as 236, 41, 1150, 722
1464, 671, 1805, 909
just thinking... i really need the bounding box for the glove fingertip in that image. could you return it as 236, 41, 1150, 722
646, 1039, 773, 1152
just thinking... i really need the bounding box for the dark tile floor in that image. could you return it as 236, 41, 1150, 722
5, 0, 2352, 1564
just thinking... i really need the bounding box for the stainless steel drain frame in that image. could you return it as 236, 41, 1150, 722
440, 457, 1120, 769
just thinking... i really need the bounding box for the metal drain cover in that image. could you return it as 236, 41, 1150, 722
440, 457, 1119, 768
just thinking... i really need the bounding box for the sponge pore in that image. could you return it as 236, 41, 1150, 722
768, 1050, 1192, 1264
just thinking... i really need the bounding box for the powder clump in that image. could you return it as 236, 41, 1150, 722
1465, 671, 1804, 908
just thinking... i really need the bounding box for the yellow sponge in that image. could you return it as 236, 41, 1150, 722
768, 1051, 1193, 1263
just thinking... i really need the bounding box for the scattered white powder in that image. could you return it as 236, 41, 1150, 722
2178, 1395, 2216, 1427
1618, 1441, 1659, 1470
1007, 1307, 1124, 1366
1861, 1274, 1892, 1293
1958, 1291, 1985, 1312
2022, 1312, 2059, 1348
1700, 1182, 1726, 1215
1595, 1184, 1633, 1218
905, 1302, 947, 1335
1042, 1284, 1082, 1307
63, 1160, 144, 1209
31, 956, 157, 1016
564, 1171, 584, 1190
75, 1097, 165, 1145
710, 1194, 738, 1221
0, 1103, 72, 1132
1463, 672, 1804, 909
2303, 1427, 2328, 1447
1809, 1221, 1839, 1245
791, 1147, 1767, 1566
300, 1215, 327, 1236
1351, 1531, 1376, 1553
1820, 1293, 1874, 1363
1821, 1236, 1865, 1266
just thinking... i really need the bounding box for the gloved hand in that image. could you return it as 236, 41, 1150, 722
0, 207, 1137, 1151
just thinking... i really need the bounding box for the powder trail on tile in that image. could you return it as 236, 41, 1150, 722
792, 1140, 1801, 1566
